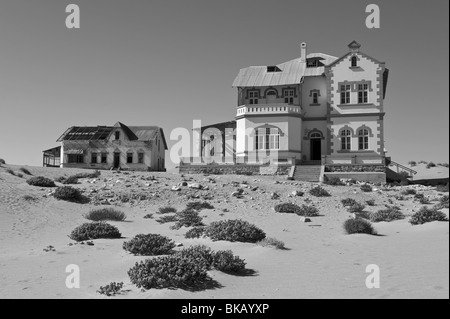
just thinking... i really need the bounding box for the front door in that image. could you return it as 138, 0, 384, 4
310, 139, 322, 161
114, 153, 120, 168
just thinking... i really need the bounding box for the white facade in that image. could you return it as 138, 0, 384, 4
229, 41, 389, 165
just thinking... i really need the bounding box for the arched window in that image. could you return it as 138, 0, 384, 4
358, 129, 369, 150
351, 56, 358, 67
340, 129, 352, 150
310, 132, 322, 139
266, 90, 277, 96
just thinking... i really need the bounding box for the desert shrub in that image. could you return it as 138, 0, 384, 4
69, 222, 121, 241
84, 208, 126, 222
341, 198, 358, 207
63, 175, 79, 185
19, 167, 32, 175
343, 219, 377, 235
0, 159, 5, 165
127, 255, 208, 289
27, 176, 56, 187
274, 203, 318, 216
366, 199, 376, 206
6, 169, 15, 176
434, 195, 449, 210
158, 206, 177, 214
212, 250, 246, 273
401, 188, 417, 195
419, 197, 431, 205
297, 205, 319, 217
72, 170, 101, 179
186, 201, 214, 211
439, 163, 449, 168
408, 161, 417, 167
414, 193, 425, 200
360, 184, 373, 192
348, 202, 366, 213
54, 176, 66, 183
53, 186, 84, 202
143, 213, 153, 219
410, 207, 449, 225
185, 226, 206, 239
176, 245, 214, 269
370, 208, 405, 223
257, 237, 285, 250
418, 160, 427, 164
398, 171, 410, 180
394, 195, 405, 201
123, 234, 175, 256
156, 214, 178, 224
274, 203, 301, 214
324, 176, 345, 186
205, 219, 266, 243
309, 186, 331, 197
436, 183, 449, 193
426, 162, 436, 169
172, 209, 204, 229
97, 282, 123, 296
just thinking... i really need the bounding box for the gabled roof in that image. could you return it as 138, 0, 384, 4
114, 122, 138, 141
232, 53, 338, 88
57, 122, 168, 149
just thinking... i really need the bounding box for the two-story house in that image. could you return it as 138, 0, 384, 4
197, 41, 389, 167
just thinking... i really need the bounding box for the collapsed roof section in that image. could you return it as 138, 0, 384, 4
56, 122, 168, 150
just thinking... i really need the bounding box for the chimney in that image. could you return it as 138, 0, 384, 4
300, 42, 307, 63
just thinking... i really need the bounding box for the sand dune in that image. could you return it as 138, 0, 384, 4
0, 164, 448, 299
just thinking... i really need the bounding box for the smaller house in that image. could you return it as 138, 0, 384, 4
51, 122, 167, 171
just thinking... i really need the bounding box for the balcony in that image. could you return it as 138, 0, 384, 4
236, 104, 302, 117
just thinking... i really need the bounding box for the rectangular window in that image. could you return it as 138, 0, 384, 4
127, 153, 133, 164
340, 85, 351, 104
359, 137, 369, 150
358, 84, 369, 103
284, 89, 295, 104
313, 92, 319, 104
68, 154, 84, 164
341, 137, 351, 150
249, 91, 259, 105
138, 153, 144, 164
115, 131, 120, 140
256, 128, 279, 150
359, 136, 368, 150
101, 153, 107, 164
91, 153, 97, 164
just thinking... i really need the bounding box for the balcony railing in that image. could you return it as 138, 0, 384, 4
237, 104, 301, 116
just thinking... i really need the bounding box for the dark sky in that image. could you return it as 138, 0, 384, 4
0, 0, 448, 169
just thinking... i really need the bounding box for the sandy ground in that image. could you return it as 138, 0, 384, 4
0, 164, 448, 299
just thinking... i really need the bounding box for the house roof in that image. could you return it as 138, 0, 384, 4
232, 53, 338, 88
57, 122, 168, 149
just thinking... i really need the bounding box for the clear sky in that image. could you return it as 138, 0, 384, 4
0, 0, 448, 170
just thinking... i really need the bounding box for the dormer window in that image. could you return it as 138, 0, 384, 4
115, 131, 120, 140
267, 66, 281, 72
306, 58, 323, 68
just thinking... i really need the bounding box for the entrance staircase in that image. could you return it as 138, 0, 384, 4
293, 164, 322, 182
